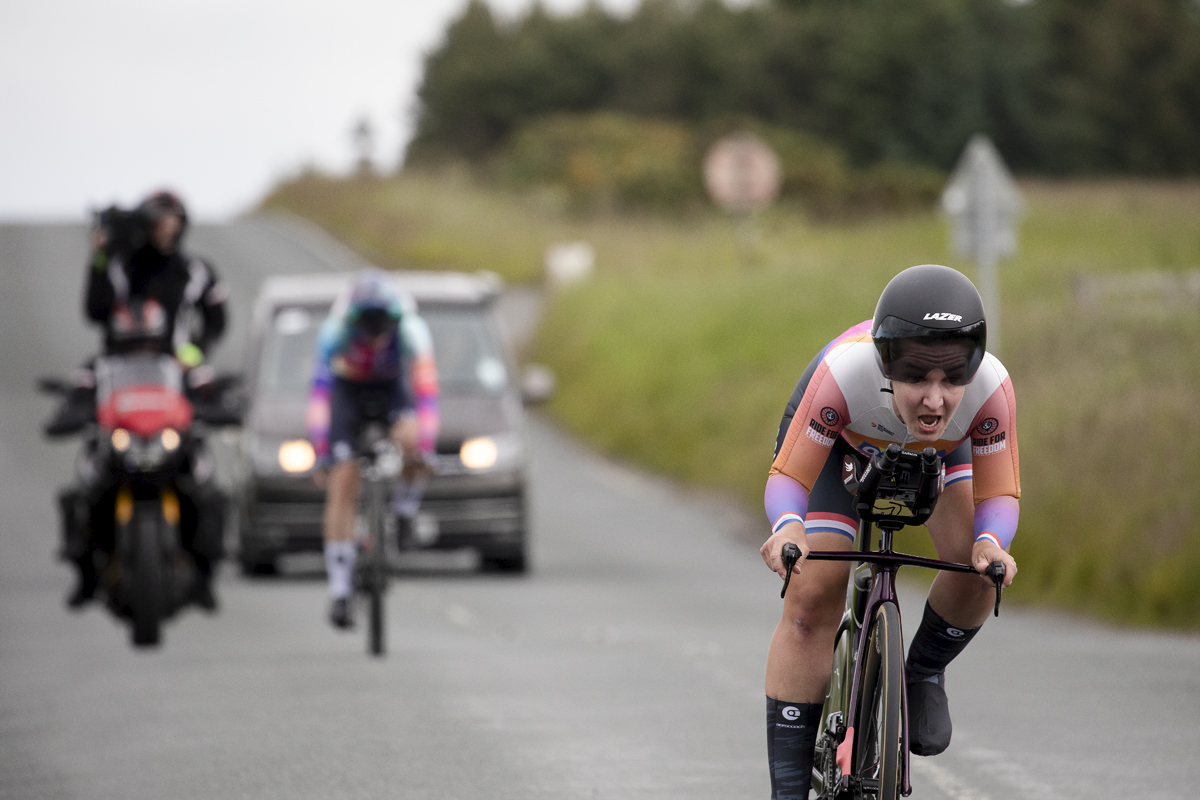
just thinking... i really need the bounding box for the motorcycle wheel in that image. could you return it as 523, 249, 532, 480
129, 507, 164, 647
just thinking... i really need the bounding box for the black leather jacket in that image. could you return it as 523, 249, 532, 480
85, 243, 227, 358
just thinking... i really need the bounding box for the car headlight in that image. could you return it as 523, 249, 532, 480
460, 436, 498, 470
458, 433, 522, 472
278, 440, 316, 473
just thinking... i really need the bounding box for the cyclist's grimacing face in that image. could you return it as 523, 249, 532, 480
890, 369, 966, 442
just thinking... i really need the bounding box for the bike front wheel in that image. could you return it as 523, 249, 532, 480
366, 491, 388, 657
855, 602, 903, 800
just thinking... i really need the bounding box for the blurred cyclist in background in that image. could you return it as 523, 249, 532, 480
307, 270, 440, 629
47, 189, 230, 610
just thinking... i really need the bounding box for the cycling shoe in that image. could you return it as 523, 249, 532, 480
191, 579, 219, 613
329, 597, 355, 630
65, 575, 98, 610
907, 672, 951, 756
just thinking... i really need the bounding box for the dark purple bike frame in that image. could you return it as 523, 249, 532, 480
808, 521, 977, 797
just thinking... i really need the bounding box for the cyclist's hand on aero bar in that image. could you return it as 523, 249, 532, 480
401, 452, 434, 482
761, 521, 809, 580
972, 539, 1016, 589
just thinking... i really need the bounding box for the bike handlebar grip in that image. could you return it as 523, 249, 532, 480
920, 446, 939, 475
780, 542, 801, 599
880, 443, 901, 474
985, 560, 1005, 617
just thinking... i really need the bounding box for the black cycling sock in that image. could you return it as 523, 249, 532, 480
767, 696, 822, 800
906, 602, 981, 680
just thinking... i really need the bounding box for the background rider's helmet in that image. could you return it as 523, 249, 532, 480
136, 190, 189, 249
871, 264, 987, 385
347, 269, 405, 338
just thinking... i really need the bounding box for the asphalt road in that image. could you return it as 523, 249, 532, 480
2, 218, 1198, 799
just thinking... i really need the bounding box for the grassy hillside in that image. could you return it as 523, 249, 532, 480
261, 170, 1200, 627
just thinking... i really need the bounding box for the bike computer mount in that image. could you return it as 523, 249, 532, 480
849, 443, 943, 531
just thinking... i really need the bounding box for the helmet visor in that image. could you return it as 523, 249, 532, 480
874, 317, 985, 386
355, 308, 393, 338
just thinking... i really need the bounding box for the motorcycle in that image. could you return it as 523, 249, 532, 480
41, 353, 241, 647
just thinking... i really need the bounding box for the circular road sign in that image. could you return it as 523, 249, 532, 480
703, 133, 782, 215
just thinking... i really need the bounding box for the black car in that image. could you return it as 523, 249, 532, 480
236, 271, 538, 574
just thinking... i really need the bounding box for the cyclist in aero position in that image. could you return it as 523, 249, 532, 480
760, 265, 1019, 799
307, 270, 439, 629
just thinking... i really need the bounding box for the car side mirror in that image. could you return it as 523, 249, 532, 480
520, 364, 555, 406
37, 376, 72, 396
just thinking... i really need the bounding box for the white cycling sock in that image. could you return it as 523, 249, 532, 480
324, 540, 357, 599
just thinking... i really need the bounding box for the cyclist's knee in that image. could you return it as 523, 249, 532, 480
782, 568, 847, 638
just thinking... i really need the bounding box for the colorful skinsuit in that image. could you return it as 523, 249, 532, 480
765, 320, 1020, 549
307, 299, 439, 466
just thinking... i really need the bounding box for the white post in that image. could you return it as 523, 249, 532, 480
973, 146, 1001, 355
942, 135, 1022, 358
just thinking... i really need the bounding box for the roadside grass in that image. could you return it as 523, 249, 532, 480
261, 172, 1200, 628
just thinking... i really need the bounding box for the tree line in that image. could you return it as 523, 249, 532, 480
407, 0, 1200, 176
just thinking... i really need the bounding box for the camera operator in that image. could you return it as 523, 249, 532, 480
86, 190, 227, 362
49, 190, 230, 610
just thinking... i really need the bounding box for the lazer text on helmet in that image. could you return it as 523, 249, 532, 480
923, 313, 963, 321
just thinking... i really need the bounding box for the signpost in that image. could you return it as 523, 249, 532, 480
703, 132, 782, 265
941, 134, 1023, 355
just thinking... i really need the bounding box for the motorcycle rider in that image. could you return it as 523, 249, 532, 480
50, 190, 229, 610
307, 270, 439, 629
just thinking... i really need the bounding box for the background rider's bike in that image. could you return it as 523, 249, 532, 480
354, 416, 401, 658
779, 444, 1005, 800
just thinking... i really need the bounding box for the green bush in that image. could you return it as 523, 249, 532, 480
499, 113, 701, 213
494, 112, 943, 216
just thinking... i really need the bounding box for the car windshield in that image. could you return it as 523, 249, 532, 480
423, 307, 508, 394
256, 303, 507, 398
95, 354, 183, 402
257, 305, 325, 398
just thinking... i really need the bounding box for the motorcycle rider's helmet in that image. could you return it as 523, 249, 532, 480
346, 269, 406, 338
137, 190, 189, 252
871, 264, 987, 386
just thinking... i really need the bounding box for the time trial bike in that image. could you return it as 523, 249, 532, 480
353, 410, 401, 658
779, 443, 1005, 799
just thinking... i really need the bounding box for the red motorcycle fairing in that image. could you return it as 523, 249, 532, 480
97, 383, 193, 439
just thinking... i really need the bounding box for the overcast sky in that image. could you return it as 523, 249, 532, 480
0, 0, 638, 221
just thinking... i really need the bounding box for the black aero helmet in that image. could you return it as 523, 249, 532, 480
872, 264, 987, 385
